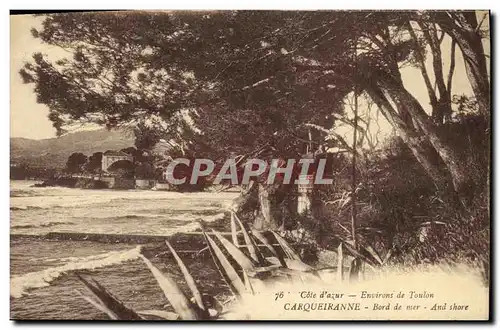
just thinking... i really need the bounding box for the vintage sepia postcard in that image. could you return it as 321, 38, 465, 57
10, 10, 490, 321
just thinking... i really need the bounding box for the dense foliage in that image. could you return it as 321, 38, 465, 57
20, 11, 490, 272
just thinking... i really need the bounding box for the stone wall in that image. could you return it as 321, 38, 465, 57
136, 179, 154, 189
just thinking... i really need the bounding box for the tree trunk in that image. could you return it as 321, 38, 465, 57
365, 84, 457, 194
417, 21, 454, 124
456, 31, 490, 116
297, 183, 312, 214
378, 76, 473, 199
431, 12, 490, 116
229, 180, 257, 214
255, 183, 274, 229
255, 183, 287, 230
231, 180, 283, 230
404, 134, 455, 192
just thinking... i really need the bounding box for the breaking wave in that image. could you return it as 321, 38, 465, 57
85, 214, 165, 221
11, 222, 75, 230
86, 212, 226, 223
10, 246, 142, 298
10, 206, 44, 211
11, 191, 38, 198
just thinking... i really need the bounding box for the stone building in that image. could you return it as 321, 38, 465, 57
101, 150, 133, 172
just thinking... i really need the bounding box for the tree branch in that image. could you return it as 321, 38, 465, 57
446, 39, 457, 94
407, 21, 438, 107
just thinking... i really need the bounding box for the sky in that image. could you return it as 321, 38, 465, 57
10, 15, 62, 139
9, 12, 489, 142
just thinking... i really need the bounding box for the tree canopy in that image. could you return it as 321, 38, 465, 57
20, 10, 490, 203
17, 11, 490, 271
107, 159, 135, 178
66, 152, 88, 173
85, 151, 103, 173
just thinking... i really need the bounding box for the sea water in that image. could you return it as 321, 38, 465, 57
10, 180, 236, 319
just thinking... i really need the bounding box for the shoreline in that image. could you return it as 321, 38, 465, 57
25, 177, 242, 193
10, 211, 231, 246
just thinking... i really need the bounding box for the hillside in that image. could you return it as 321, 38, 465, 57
10, 129, 135, 168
